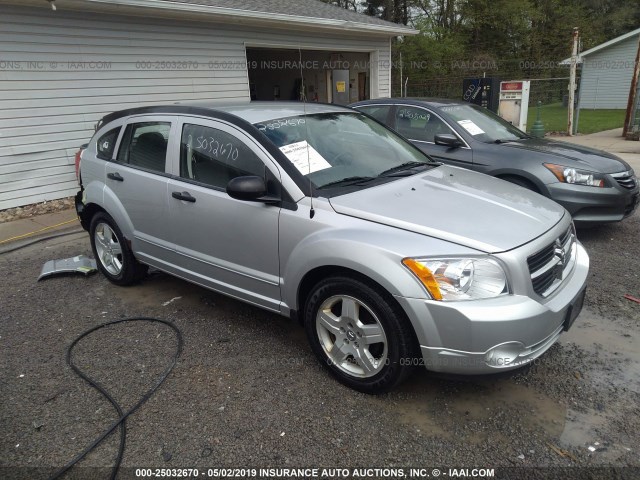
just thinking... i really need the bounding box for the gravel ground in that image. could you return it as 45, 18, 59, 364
1, 211, 639, 480
0, 198, 75, 224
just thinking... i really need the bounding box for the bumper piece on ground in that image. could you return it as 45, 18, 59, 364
38, 255, 97, 280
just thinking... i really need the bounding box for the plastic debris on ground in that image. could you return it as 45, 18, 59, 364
38, 255, 97, 281
162, 296, 182, 307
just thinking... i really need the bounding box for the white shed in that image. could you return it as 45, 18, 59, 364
570, 28, 640, 110
0, 0, 415, 209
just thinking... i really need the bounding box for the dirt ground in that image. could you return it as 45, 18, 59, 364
1, 211, 639, 480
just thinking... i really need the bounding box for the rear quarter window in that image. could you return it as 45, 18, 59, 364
357, 105, 391, 124
96, 127, 121, 160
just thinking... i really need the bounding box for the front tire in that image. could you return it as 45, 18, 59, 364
90, 212, 147, 286
304, 276, 416, 394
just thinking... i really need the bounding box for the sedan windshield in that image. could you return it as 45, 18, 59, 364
255, 112, 436, 191
439, 104, 529, 143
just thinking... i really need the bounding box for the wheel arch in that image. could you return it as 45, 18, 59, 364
495, 172, 543, 193
295, 265, 421, 356
78, 202, 106, 231
297, 266, 387, 320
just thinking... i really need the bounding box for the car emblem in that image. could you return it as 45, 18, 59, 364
554, 239, 566, 280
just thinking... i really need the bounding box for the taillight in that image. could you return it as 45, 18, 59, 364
75, 144, 88, 184
74, 149, 82, 183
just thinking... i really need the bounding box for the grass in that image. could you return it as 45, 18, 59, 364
526, 102, 626, 135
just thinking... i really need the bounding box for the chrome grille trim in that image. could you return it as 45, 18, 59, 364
611, 171, 637, 190
527, 225, 577, 297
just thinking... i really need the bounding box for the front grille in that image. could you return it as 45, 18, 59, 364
527, 225, 576, 297
527, 245, 555, 273
611, 171, 638, 190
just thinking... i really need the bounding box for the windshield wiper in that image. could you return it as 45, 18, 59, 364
319, 176, 378, 189
494, 136, 531, 144
378, 161, 432, 177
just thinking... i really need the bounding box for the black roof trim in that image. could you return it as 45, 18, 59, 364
350, 98, 468, 108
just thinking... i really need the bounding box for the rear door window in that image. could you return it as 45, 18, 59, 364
116, 122, 171, 173
395, 106, 454, 143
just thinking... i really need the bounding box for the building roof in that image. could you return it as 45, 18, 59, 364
79, 0, 418, 35
560, 27, 640, 64
165, 0, 401, 28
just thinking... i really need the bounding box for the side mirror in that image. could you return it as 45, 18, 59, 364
434, 133, 463, 148
226, 176, 279, 204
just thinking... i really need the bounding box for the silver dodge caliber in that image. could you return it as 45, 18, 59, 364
76, 102, 589, 393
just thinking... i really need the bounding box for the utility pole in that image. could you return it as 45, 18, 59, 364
568, 27, 579, 136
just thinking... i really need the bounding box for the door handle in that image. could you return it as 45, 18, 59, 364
107, 172, 124, 182
172, 191, 196, 203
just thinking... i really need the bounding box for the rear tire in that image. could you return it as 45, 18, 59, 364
304, 276, 416, 394
90, 212, 147, 286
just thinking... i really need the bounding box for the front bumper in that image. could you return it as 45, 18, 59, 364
395, 242, 589, 374
545, 181, 639, 225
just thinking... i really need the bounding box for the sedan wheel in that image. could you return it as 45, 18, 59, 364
305, 276, 417, 393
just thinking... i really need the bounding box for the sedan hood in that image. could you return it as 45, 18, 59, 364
329, 166, 566, 253
500, 138, 632, 173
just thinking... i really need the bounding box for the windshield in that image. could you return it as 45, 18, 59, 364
439, 104, 528, 143
255, 112, 436, 191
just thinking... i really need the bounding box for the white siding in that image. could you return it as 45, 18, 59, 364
578, 34, 640, 110
0, 5, 392, 209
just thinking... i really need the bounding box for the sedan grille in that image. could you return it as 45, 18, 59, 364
527, 225, 576, 297
611, 171, 637, 190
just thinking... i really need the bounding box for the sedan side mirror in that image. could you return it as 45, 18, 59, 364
434, 133, 463, 148
226, 176, 279, 204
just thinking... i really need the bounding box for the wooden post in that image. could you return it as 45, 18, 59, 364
567, 27, 579, 136
623, 34, 640, 138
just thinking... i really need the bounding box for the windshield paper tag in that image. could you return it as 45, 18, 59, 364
457, 119, 485, 135
280, 141, 331, 175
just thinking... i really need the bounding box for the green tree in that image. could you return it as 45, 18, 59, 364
319, 0, 640, 94
320, 0, 361, 11
365, 0, 411, 25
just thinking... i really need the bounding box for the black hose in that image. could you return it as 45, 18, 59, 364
49, 317, 183, 480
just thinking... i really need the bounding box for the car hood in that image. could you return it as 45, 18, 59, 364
498, 138, 632, 173
328, 166, 566, 253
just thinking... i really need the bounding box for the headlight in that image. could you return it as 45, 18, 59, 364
544, 163, 605, 187
402, 257, 508, 301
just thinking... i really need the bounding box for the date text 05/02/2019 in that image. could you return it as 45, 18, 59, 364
134, 467, 496, 478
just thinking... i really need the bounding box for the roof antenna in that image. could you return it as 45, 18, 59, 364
299, 46, 315, 219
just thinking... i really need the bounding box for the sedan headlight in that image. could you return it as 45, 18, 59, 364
544, 163, 605, 187
402, 257, 508, 301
